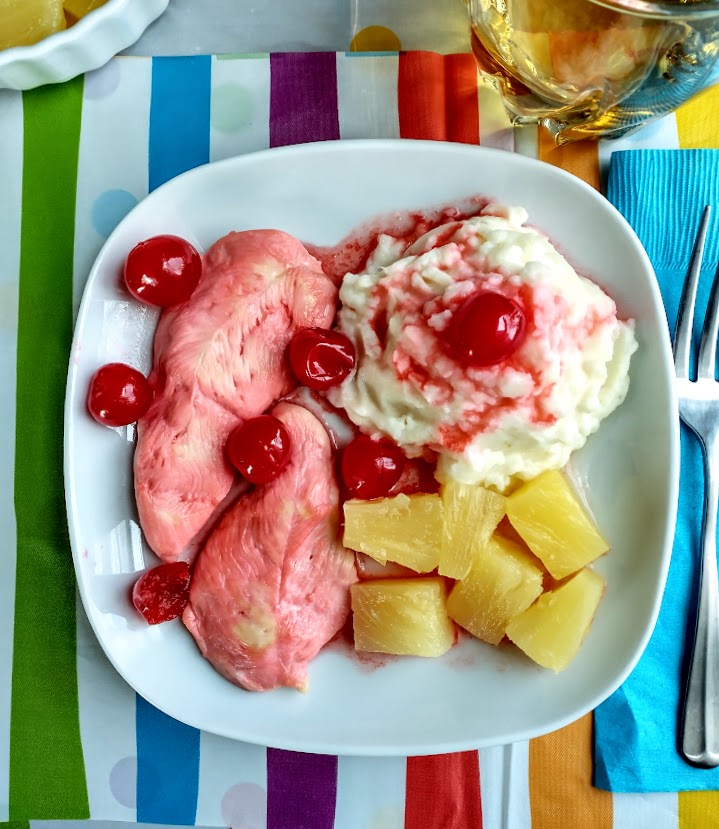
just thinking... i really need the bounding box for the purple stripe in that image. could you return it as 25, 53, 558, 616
269, 53, 340, 146
266, 749, 338, 829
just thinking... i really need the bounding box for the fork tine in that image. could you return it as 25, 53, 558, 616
674, 205, 711, 380
698, 258, 719, 379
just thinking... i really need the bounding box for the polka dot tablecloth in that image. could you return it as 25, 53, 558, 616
4, 23, 719, 829
349, 26, 403, 52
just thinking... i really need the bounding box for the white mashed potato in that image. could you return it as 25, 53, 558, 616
328, 205, 638, 491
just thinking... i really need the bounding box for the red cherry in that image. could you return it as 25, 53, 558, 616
87, 362, 152, 427
289, 328, 355, 390
226, 415, 292, 484
124, 234, 202, 307
342, 434, 406, 500
132, 562, 191, 625
445, 291, 526, 367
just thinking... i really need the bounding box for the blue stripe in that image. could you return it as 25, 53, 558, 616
134, 54, 210, 825
136, 695, 201, 824
149, 56, 212, 191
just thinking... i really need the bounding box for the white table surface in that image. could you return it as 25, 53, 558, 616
125, 0, 471, 55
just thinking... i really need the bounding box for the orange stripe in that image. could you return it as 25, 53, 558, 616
679, 791, 719, 828
405, 752, 482, 829
398, 53, 479, 144
529, 713, 613, 829
537, 127, 601, 190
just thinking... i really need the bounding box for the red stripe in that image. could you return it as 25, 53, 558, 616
398, 52, 445, 140
398, 52, 479, 144
405, 751, 483, 829
445, 54, 480, 145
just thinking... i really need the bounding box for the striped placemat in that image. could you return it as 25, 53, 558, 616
2, 51, 719, 829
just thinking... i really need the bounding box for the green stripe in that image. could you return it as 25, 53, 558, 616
10, 78, 89, 820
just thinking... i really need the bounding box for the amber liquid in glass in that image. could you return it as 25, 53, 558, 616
469, 0, 719, 141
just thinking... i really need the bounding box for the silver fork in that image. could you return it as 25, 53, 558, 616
675, 205, 719, 767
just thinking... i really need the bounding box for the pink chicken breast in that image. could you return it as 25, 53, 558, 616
134, 230, 337, 562
182, 401, 357, 692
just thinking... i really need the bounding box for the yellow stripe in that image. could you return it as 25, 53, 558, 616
529, 713, 613, 829
679, 791, 719, 828
537, 127, 601, 190
675, 85, 719, 149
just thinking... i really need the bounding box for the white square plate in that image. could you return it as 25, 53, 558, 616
64, 140, 678, 754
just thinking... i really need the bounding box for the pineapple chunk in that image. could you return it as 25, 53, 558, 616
343, 493, 443, 572
1, 0, 65, 50
446, 534, 543, 644
64, 0, 108, 17
354, 553, 417, 580
440, 481, 506, 579
506, 469, 609, 579
351, 577, 456, 657
506, 568, 605, 672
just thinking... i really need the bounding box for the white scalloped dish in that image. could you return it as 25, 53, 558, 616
0, 0, 169, 90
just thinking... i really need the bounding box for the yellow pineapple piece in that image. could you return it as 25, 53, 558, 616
440, 481, 506, 579
63, 0, 108, 18
446, 534, 543, 645
506, 469, 609, 580
351, 577, 456, 657
1, 0, 65, 50
343, 493, 443, 572
354, 553, 417, 580
506, 568, 605, 672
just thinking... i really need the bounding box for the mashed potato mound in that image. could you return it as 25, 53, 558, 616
328, 205, 638, 491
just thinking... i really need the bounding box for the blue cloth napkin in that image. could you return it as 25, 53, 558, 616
594, 149, 719, 792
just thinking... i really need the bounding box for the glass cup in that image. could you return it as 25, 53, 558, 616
467, 0, 719, 143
